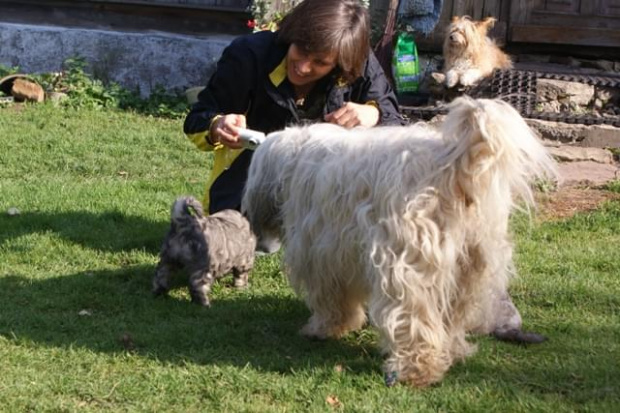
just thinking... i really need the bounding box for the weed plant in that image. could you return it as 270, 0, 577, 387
1, 58, 187, 118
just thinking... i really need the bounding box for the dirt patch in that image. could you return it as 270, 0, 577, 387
537, 186, 620, 220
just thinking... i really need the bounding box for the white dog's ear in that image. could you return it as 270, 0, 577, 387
477, 17, 496, 33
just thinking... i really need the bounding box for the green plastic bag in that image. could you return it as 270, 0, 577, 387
392, 32, 420, 93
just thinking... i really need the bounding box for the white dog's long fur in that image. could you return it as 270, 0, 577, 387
242, 97, 556, 387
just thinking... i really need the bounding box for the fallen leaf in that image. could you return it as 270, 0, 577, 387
326, 395, 342, 408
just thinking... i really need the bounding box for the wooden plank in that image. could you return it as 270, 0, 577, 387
413, 0, 509, 51
545, 0, 580, 14
0, 0, 248, 12
602, 0, 620, 16
509, 0, 537, 25
511, 24, 620, 47
580, 0, 597, 15
0, 0, 251, 35
452, 0, 477, 17
525, 10, 620, 29
482, 0, 503, 18
413, 0, 455, 52
86, 0, 248, 11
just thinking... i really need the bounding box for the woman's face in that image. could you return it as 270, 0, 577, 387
286, 43, 338, 87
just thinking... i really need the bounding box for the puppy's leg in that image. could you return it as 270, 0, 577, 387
445, 70, 460, 88
459, 69, 483, 86
189, 269, 214, 306
232, 267, 249, 289
153, 260, 176, 296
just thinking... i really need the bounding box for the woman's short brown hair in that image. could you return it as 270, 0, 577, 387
278, 0, 370, 83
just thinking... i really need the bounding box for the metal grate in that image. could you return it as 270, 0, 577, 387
400, 69, 620, 127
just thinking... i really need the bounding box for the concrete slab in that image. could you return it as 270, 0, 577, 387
557, 161, 619, 187
0, 22, 237, 96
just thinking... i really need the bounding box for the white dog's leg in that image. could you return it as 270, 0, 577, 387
457, 240, 543, 344
300, 289, 367, 340
375, 300, 456, 387
370, 269, 468, 388
459, 69, 483, 87
491, 290, 522, 333
296, 270, 367, 340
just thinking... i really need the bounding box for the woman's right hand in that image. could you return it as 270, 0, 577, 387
210, 114, 247, 149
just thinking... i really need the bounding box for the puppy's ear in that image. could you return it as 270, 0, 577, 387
476, 17, 496, 33
451, 15, 460, 23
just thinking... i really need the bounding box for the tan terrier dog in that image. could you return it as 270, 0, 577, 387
433, 16, 512, 88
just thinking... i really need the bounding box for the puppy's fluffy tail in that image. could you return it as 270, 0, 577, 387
438, 97, 557, 210
171, 196, 205, 223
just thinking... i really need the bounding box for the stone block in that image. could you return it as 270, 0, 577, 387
11, 78, 44, 102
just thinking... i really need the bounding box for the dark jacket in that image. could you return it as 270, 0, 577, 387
184, 30, 405, 214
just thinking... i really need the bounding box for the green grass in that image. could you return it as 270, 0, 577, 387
1, 103, 619, 412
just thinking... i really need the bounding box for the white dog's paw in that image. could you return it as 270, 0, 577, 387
431, 72, 446, 84
299, 322, 330, 340
459, 69, 483, 87
445, 71, 459, 88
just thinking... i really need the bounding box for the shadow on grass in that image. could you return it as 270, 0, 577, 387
1, 266, 618, 402
0, 266, 381, 376
0, 210, 167, 254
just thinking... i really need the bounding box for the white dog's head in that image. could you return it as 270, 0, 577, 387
241, 129, 304, 253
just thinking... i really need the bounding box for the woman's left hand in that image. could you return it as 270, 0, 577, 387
324, 102, 380, 128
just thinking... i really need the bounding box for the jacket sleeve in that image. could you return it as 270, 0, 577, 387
183, 37, 257, 151
359, 52, 406, 126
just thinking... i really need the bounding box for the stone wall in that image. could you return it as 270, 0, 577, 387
0, 22, 236, 96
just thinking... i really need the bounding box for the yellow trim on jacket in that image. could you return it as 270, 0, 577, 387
187, 58, 289, 213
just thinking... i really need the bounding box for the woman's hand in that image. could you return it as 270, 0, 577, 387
324, 102, 380, 128
210, 114, 247, 149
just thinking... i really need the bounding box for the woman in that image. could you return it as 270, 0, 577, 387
184, 0, 405, 214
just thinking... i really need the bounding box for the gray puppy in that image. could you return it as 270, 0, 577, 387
153, 196, 256, 306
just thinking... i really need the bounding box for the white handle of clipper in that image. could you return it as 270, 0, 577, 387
238, 128, 266, 150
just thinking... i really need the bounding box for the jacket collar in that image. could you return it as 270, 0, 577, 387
269, 57, 288, 87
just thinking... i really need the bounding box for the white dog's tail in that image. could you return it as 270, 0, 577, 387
438, 97, 557, 211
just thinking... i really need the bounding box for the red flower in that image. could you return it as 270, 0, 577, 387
247, 19, 256, 29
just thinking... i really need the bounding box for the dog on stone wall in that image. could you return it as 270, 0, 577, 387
242, 97, 556, 387
433, 16, 512, 88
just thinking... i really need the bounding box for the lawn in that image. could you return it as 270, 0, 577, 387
0, 102, 618, 412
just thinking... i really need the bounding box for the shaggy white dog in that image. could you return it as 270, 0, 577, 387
242, 97, 556, 387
